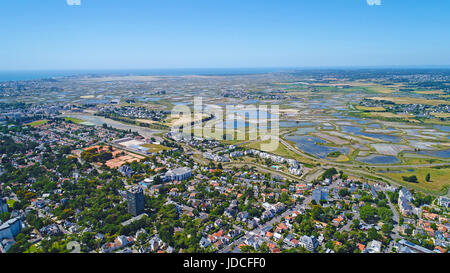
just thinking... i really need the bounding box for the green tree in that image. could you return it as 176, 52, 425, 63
360, 205, 378, 223
381, 223, 393, 235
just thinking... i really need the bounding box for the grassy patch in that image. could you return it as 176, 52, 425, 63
415, 90, 444, 95
367, 97, 447, 106
430, 113, 450, 118
6, 199, 15, 208
336, 155, 350, 162
141, 144, 172, 153
64, 117, 86, 124
25, 244, 39, 253
27, 120, 48, 127
379, 166, 450, 193
355, 106, 386, 112
327, 151, 342, 158
400, 155, 448, 165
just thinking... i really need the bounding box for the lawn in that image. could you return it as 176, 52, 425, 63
64, 117, 86, 124
25, 244, 39, 253
378, 166, 450, 194
365, 85, 398, 94
335, 154, 350, 162
27, 120, 48, 127
141, 144, 172, 153
400, 156, 447, 165
6, 199, 15, 208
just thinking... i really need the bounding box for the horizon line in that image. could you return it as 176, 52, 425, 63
2, 64, 450, 73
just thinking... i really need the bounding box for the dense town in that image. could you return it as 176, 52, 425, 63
0, 108, 448, 253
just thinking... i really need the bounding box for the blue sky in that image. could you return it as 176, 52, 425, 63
0, 0, 449, 70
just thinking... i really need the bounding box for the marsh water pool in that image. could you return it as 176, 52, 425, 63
341, 125, 401, 143
285, 134, 350, 158
417, 149, 450, 158
356, 154, 400, 164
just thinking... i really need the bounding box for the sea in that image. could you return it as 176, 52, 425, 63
0, 68, 288, 82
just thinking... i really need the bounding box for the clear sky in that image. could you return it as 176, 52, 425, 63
0, 0, 449, 70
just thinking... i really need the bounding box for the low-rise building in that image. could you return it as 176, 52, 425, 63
164, 167, 192, 182
438, 196, 450, 208
364, 240, 382, 253
299, 235, 318, 252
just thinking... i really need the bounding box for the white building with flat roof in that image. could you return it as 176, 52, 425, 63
164, 167, 192, 181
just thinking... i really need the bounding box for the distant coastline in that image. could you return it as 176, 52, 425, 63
0, 68, 288, 82
2, 66, 450, 83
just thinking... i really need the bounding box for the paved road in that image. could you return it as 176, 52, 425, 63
386, 193, 402, 252
219, 202, 307, 253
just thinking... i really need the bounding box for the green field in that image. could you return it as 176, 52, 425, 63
27, 120, 49, 126
355, 105, 386, 112
64, 117, 86, 124
141, 143, 172, 153
368, 96, 448, 106
378, 166, 450, 194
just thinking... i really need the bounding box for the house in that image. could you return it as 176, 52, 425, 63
274, 202, 286, 213
149, 235, 164, 252
276, 222, 288, 233
118, 165, 134, 177
199, 237, 211, 248
245, 236, 261, 250
290, 239, 300, 248
332, 216, 344, 226
364, 240, 382, 253
262, 202, 275, 211
357, 243, 365, 252
214, 219, 223, 228
247, 219, 258, 230
237, 211, 249, 222
273, 232, 282, 241
100, 236, 133, 253
228, 229, 241, 239
439, 196, 450, 208
283, 234, 295, 246
299, 236, 318, 252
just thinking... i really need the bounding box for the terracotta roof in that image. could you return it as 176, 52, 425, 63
357, 243, 365, 251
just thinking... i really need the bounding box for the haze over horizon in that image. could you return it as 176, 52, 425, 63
1, 0, 450, 70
